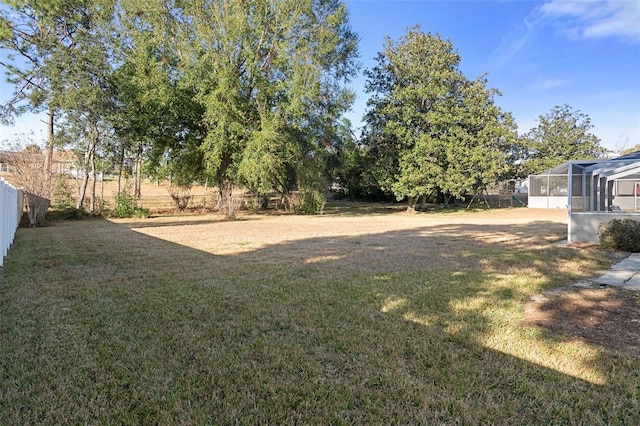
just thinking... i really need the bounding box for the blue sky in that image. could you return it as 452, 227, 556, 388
1, 0, 639, 153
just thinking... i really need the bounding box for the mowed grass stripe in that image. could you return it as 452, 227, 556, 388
1, 212, 638, 424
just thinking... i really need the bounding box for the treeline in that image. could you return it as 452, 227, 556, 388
1, 1, 606, 215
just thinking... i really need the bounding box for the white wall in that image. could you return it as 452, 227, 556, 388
569, 212, 640, 244
528, 196, 568, 209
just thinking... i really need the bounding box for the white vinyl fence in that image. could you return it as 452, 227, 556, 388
1, 177, 23, 267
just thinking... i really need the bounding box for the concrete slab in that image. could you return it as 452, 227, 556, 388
595, 269, 636, 287
629, 255, 640, 268
611, 258, 640, 271
593, 253, 640, 290
624, 272, 640, 290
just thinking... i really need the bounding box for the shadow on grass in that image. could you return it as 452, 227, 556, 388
113, 216, 235, 229
1, 217, 638, 424
321, 200, 408, 215
525, 286, 640, 357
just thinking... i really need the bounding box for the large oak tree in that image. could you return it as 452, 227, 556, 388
123, 0, 359, 212
363, 26, 516, 209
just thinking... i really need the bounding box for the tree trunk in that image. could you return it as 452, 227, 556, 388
90, 149, 97, 212
420, 194, 427, 211
77, 170, 90, 210
101, 171, 105, 208
117, 146, 125, 194
134, 155, 142, 199
406, 196, 418, 212
44, 107, 55, 190
218, 175, 233, 216
77, 139, 96, 210
25, 193, 50, 226
89, 123, 99, 212
215, 154, 233, 212
466, 193, 478, 209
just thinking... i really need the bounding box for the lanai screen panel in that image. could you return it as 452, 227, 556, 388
569, 163, 587, 212
530, 162, 570, 197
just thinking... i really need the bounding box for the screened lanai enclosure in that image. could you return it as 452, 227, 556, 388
528, 151, 640, 243
529, 151, 640, 212
568, 153, 640, 213
553, 151, 640, 243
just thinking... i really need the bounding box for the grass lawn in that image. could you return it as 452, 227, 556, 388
1, 207, 638, 424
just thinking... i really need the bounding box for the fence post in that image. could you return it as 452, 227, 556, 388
1, 177, 21, 268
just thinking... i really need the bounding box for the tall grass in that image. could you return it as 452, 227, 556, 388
0, 211, 638, 424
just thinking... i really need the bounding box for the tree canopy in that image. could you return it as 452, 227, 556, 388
362, 26, 517, 209
1, 0, 117, 209
1, 0, 360, 214
2, 3, 610, 214
519, 104, 607, 176
620, 144, 640, 156
119, 0, 359, 211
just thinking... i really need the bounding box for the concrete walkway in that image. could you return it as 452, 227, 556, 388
593, 253, 640, 290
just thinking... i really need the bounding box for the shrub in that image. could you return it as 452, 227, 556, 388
598, 219, 640, 252
167, 184, 193, 211
289, 191, 325, 215
48, 176, 90, 221
49, 207, 91, 221
52, 176, 76, 211
110, 191, 149, 218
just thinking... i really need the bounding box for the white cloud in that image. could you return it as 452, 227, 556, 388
528, 78, 569, 91
487, 17, 538, 69
540, 1, 594, 17
540, 0, 640, 42
487, 1, 638, 69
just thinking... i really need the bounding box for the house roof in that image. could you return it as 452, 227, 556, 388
532, 151, 640, 178
578, 152, 640, 180
614, 150, 640, 160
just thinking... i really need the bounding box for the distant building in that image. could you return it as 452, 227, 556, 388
1, 149, 105, 181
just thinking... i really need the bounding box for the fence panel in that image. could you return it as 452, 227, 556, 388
1, 177, 22, 267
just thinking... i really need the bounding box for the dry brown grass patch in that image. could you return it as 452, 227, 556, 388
3, 206, 639, 423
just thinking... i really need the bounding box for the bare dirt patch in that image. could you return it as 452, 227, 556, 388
524, 285, 640, 357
